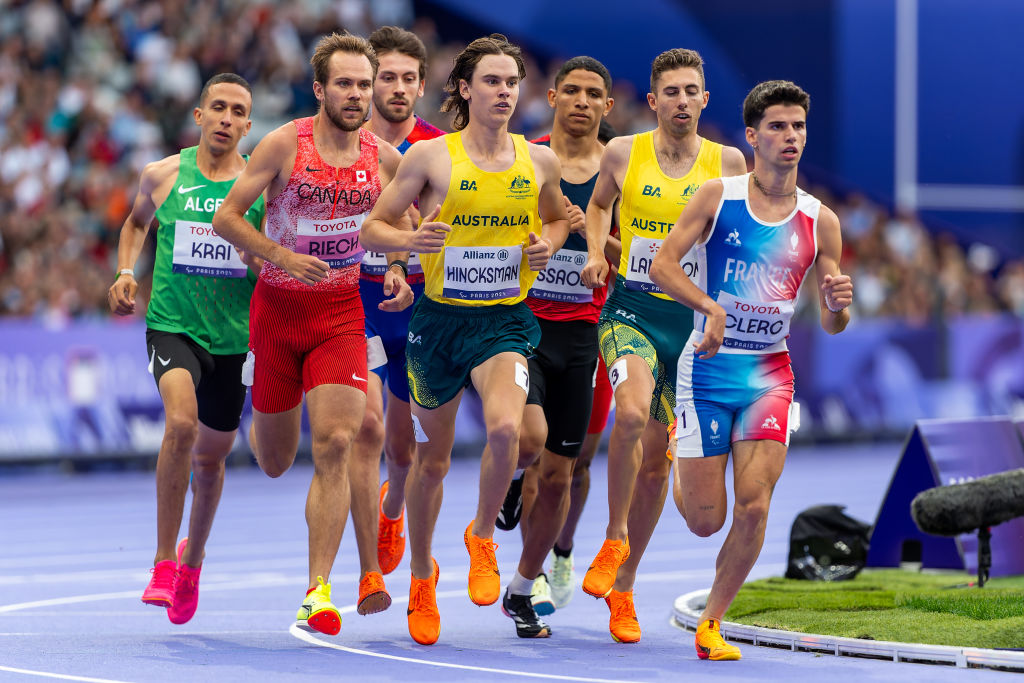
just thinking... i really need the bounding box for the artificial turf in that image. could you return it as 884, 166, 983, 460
726, 569, 1024, 649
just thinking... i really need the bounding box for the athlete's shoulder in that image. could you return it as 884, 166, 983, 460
599, 134, 633, 168
139, 154, 181, 194
719, 144, 748, 176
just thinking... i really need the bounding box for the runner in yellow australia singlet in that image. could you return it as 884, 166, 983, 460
420, 131, 541, 306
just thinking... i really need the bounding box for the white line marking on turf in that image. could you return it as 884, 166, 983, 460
0, 665, 134, 682
289, 590, 637, 683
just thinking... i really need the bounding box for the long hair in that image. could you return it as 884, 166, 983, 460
441, 34, 526, 131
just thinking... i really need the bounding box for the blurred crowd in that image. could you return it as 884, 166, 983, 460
1, 0, 1020, 323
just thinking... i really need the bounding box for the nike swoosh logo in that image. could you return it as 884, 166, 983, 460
158, 356, 171, 366
178, 184, 206, 194
352, 373, 366, 382
306, 165, 322, 173
561, 440, 581, 447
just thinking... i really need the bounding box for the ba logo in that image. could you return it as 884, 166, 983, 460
509, 175, 531, 193
642, 185, 662, 198
408, 332, 422, 345
614, 308, 637, 322
497, 249, 509, 260
460, 180, 478, 191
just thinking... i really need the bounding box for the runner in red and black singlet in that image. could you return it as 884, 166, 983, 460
213, 33, 410, 637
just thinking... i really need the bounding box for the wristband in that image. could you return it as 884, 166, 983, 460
388, 259, 408, 278
115, 268, 135, 280
825, 295, 844, 314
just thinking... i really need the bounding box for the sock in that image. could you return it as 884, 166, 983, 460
553, 543, 572, 559
508, 570, 534, 596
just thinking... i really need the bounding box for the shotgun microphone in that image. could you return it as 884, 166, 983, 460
911, 468, 1024, 537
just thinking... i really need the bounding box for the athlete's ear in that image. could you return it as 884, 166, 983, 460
243, 118, 252, 137
547, 88, 556, 108
604, 96, 614, 116
417, 79, 425, 98
745, 126, 758, 150
193, 106, 203, 127
701, 89, 709, 110
313, 80, 324, 103
458, 78, 471, 101
646, 91, 656, 112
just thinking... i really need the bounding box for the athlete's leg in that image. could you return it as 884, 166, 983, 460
673, 453, 729, 536
613, 417, 671, 592
153, 368, 200, 565
469, 351, 530, 539
304, 383, 366, 589
556, 431, 599, 551
518, 449, 574, 579
349, 373, 385, 577
407, 392, 463, 578
516, 404, 547, 540
180, 423, 236, 567
604, 354, 655, 541
251, 405, 303, 478
381, 386, 415, 520
701, 439, 786, 622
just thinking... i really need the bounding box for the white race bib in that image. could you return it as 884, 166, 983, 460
171, 220, 247, 278
528, 248, 591, 303
442, 245, 522, 301
361, 251, 423, 276
717, 291, 794, 351
296, 214, 365, 268
623, 235, 699, 293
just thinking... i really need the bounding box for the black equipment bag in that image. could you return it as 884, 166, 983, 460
785, 504, 872, 581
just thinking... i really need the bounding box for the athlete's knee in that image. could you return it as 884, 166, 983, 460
686, 510, 727, 538
539, 460, 572, 494
355, 409, 385, 452
638, 451, 671, 488
518, 427, 546, 465
163, 413, 199, 451
413, 452, 450, 484
313, 426, 356, 465
732, 496, 771, 531
384, 437, 414, 469
191, 449, 227, 480
485, 418, 520, 455
611, 401, 648, 438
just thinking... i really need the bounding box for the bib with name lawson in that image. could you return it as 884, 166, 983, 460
442, 244, 522, 301
295, 214, 365, 268
717, 291, 794, 351
528, 247, 591, 303
171, 220, 248, 278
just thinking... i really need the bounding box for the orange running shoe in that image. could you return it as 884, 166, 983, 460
582, 538, 630, 598
464, 522, 500, 606
357, 570, 391, 615
695, 618, 742, 661
606, 589, 641, 643
377, 481, 405, 575
407, 558, 440, 645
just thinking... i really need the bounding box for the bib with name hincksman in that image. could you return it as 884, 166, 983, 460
421, 132, 541, 306
618, 132, 722, 300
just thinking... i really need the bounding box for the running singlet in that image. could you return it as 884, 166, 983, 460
360, 116, 444, 285
421, 132, 541, 306
693, 174, 819, 354
526, 135, 607, 323
147, 146, 265, 355
618, 132, 722, 301
262, 118, 381, 292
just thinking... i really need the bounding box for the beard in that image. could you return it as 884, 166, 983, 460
372, 94, 413, 124
324, 98, 368, 132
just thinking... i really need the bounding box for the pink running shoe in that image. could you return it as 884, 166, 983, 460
168, 538, 201, 625
142, 560, 176, 608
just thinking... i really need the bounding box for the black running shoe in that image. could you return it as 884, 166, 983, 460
495, 476, 523, 531
502, 588, 551, 638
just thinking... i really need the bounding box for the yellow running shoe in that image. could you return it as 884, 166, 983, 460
582, 538, 630, 598
606, 589, 641, 643
377, 481, 405, 575
695, 618, 741, 660
464, 522, 500, 606
407, 558, 440, 645
296, 576, 341, 635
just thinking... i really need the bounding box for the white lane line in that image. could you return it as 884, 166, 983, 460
290, 590, 638, 683
0, 665, 134, 682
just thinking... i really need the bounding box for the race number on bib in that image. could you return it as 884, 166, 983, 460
172, 220, 247, 278
442, 245, 522, 300
528, 248, 591, 303
717, 291, 794, 351
296, 214, 365, 268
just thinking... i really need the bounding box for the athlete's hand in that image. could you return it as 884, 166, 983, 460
282, 251, 330, 285
821, 273, 853, 313
525, 232, 553, 271
564, 196, 585, 234
409, 204, 450, 253
236, 248, 264, 274
581, 256, 608, 288
379, 268, 414, 312
694, 305, 726, 359
107, 274, 137, 316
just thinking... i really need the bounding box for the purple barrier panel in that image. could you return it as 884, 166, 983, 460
948, 315, 1024, 415
868, 417, 1024, 577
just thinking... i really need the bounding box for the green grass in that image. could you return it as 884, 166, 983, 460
725, 570, 1024, 649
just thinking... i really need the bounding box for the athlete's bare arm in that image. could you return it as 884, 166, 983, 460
527, 143, 569, 270
581, 135, 631, 287
376, 141, 415, 312
363, 138, 449, 254
814, 205, 852, 335
108, 155, 180, 315
213, 124, 331, 286
650, 179, 726, 358
721, 145, 749, 177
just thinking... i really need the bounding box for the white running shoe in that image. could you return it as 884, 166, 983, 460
548, 550, 576, 609
530, 573, 555, 616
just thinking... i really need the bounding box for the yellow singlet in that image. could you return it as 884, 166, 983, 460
420, 132, 541, 306
617, 131, 723, 300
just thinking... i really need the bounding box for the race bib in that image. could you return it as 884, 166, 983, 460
623, 235, 663, 293
171, 220, 247, 278
360, 251, 423, 276
442, 245, 522, 301
296, 214, 365, 268
528, 248, 591, 303
717, 291, 794, 351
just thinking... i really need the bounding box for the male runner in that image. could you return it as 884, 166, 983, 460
108, 73, 264, 625
651, 80, 853, 661
579, 49, 747, 643
347, 27, 445, 609
489, 56, 615, 638
362, 33, 569, 645
213, 33, 410, 636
